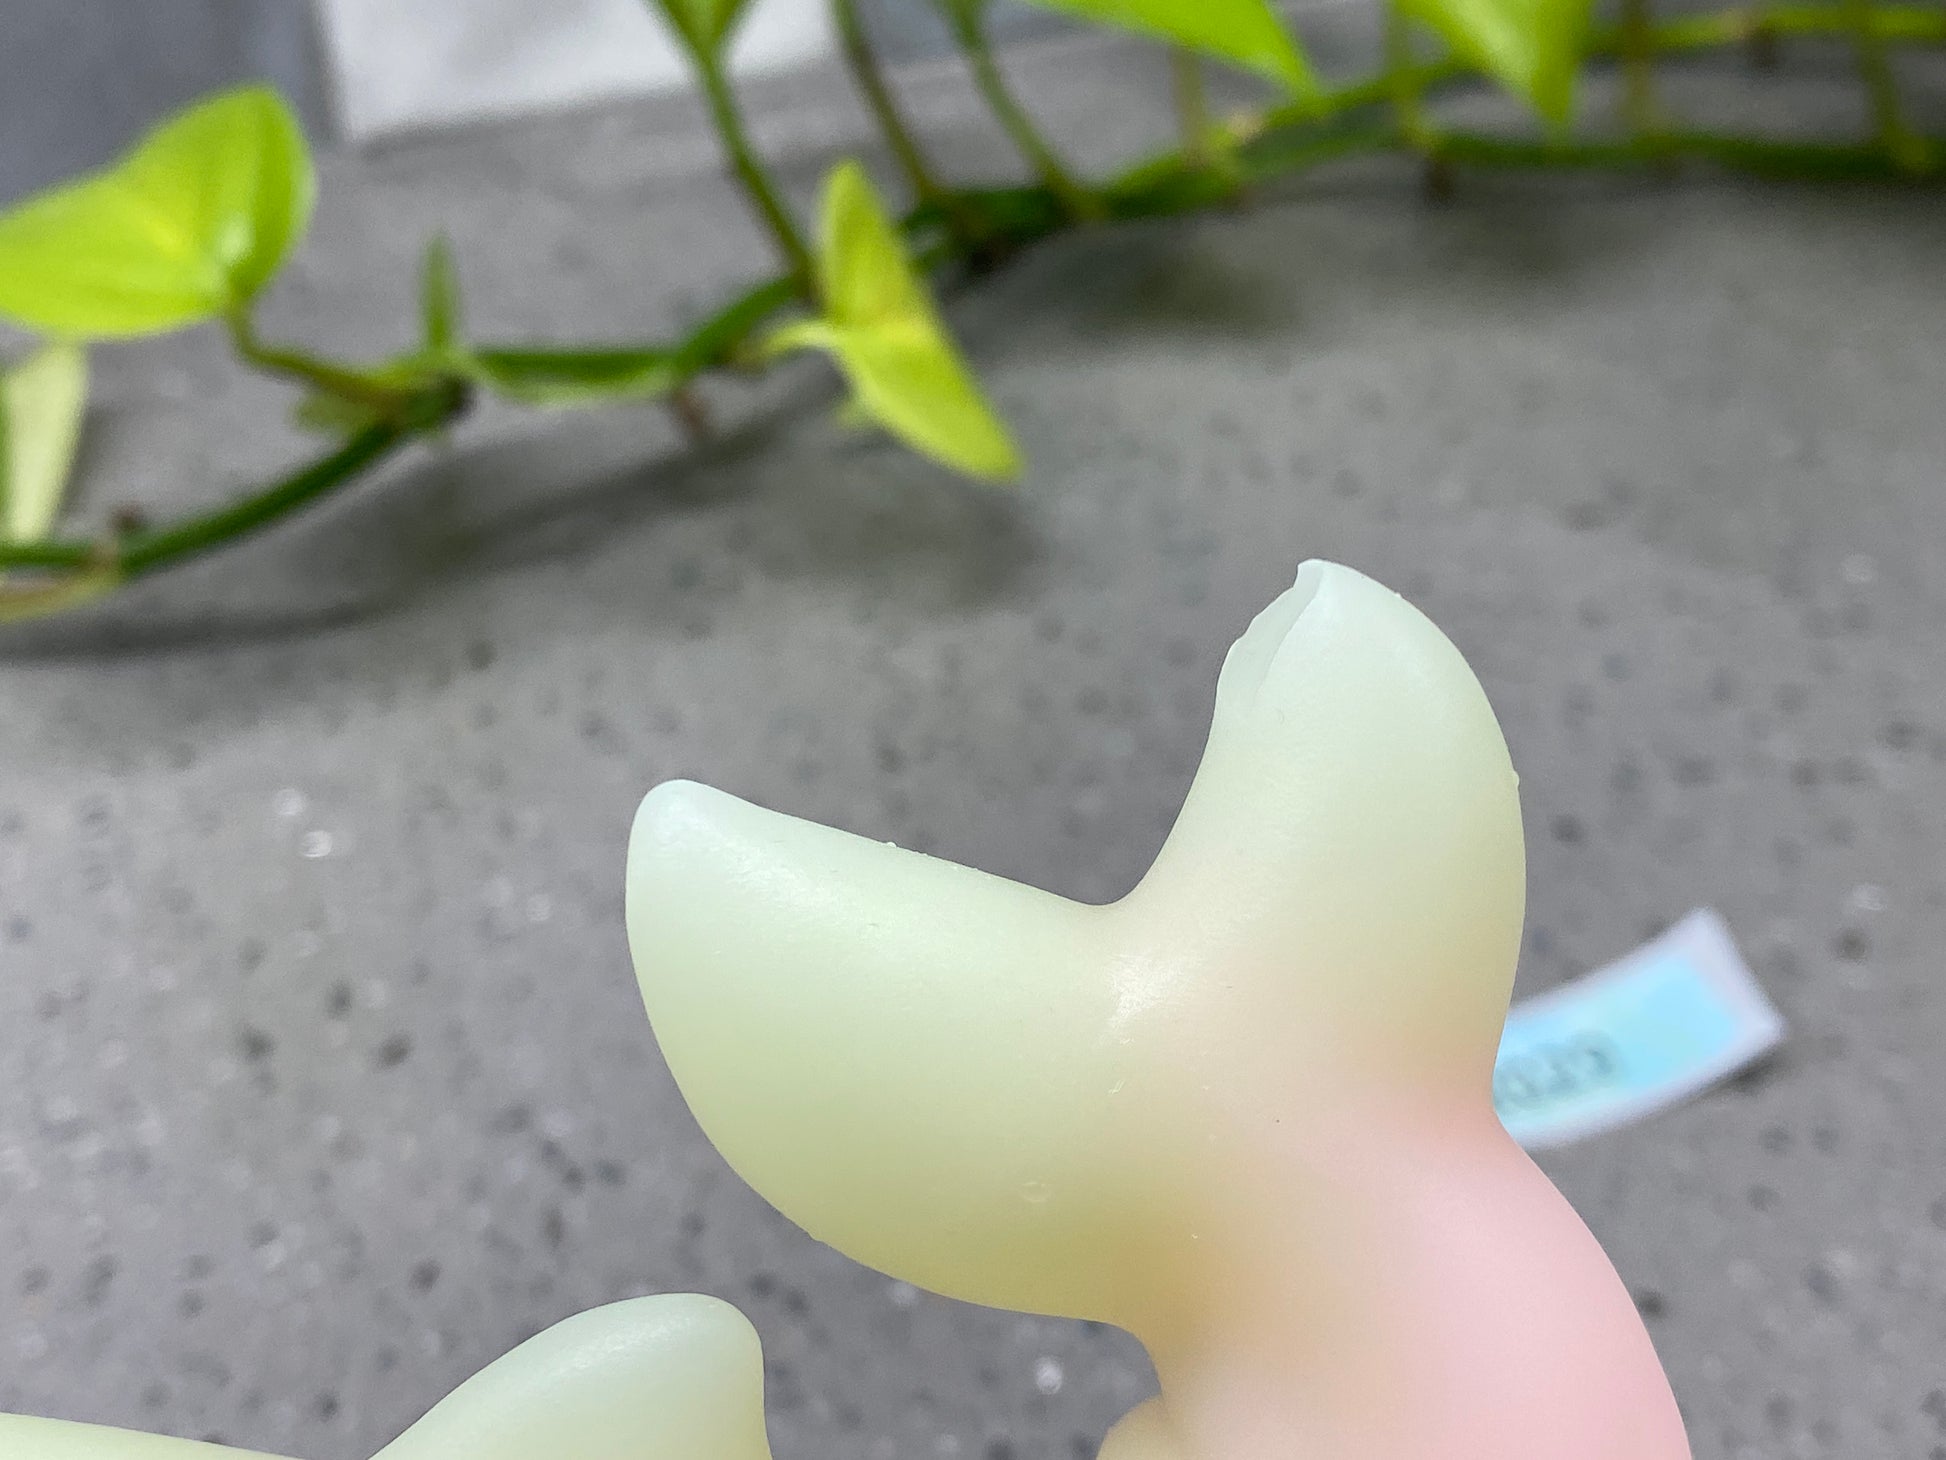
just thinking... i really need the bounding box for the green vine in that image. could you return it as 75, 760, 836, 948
695, 50, 820, 293
942, 1, 1103, 221
1618, 0, 1663, 132
0, 0, 1942, 618
834, 0, 951, 209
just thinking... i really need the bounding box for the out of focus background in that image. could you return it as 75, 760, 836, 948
0, 0, 1071, 193
2, 4, 1944, 1460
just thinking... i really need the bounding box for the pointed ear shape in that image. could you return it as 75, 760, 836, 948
627, 782, 1139, 1319
626, 564, 1524, 1322
0, 1418, 291, 1460
376, 1295, 770, 1460
1130, 561, 1525, 1080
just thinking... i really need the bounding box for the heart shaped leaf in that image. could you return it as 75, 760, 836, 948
769, 162, 1020, 483
0, 86, 315, 338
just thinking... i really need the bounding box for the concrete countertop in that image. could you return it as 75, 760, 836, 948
2, 27, 1943, 1460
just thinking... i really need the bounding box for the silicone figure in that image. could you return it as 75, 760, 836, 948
0, 561, 1690, 1460
626, 560, 1691, 1460
0, 1295, 772, 1460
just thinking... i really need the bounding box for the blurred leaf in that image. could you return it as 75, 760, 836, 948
421, 237, 462, 355
820, 161, 931, 332
466, 347, 682, 407
649, 0, 758, 55
1397, 0, 1592, 123
768, 161, 1020, 483
1022, 0, 1317, 94
0, 342, 90, 543
0, 86, 314, 338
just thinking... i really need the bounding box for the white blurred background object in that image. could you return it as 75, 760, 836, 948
0, 0, 1061, 197
315, 0, 838, 141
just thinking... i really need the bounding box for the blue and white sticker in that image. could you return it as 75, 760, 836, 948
1495, 909, 1786, 1149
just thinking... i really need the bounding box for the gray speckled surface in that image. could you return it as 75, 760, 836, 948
3, 28, 1946, 1460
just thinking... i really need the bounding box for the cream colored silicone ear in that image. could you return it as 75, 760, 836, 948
1123, 558, 1526, 1081
628, 560, 1692, 1460
375, 1295, 771, 1460
0, 1296, 773, 1460
0, 1419, 292, 1460
624, 561, 1527, 1326
627, 777, 1132, 1319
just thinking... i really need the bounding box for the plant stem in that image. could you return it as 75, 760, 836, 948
1645, 1, 1944, 44
831, 0, 1006, 256
694, 52, 818, 294
1173, 50, 1215, 167
1173, 50, 1249, 197
1619, 0, 1662, 132
0, 388, 459, 580
120, 414, 442, 576
1384, 6, 1436, 151
1422, 126, 1929, 178
948, 6, 1100, 221
227, 314, 422, 411
833, 0, 948, 206
1842, 0, 1923, 167
1257, 4, 1946, 136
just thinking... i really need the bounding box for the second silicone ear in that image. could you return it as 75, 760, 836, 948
375, 1296, 773, 1460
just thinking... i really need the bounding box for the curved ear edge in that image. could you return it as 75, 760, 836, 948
0, 1416, 293, 1460
377, 1295, 773, 1460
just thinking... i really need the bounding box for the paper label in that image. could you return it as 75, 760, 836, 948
1495, 909, 1785, 1149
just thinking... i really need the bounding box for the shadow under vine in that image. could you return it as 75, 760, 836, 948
0, 382, 1040, 666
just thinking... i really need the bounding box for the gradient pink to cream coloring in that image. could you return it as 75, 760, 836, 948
628, 560, 1692, 1460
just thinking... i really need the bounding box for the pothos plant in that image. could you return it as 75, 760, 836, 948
0, 0, 1939, 620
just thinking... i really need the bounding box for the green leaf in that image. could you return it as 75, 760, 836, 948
818, 162, 932, 334
1020, 0, 1317, 94
1396, 0, 1591, 123
421, 237, 462, 355
1, 342, 90, 542
649, 0, 758, 56
466, 347, 682, 407
768, 161, 1021, 484
0, 85, 315, 338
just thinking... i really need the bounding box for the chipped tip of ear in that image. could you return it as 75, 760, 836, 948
1214, 558, 1344, 707
1292, 556, 1334, 587
1212, 560, 1487, 738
